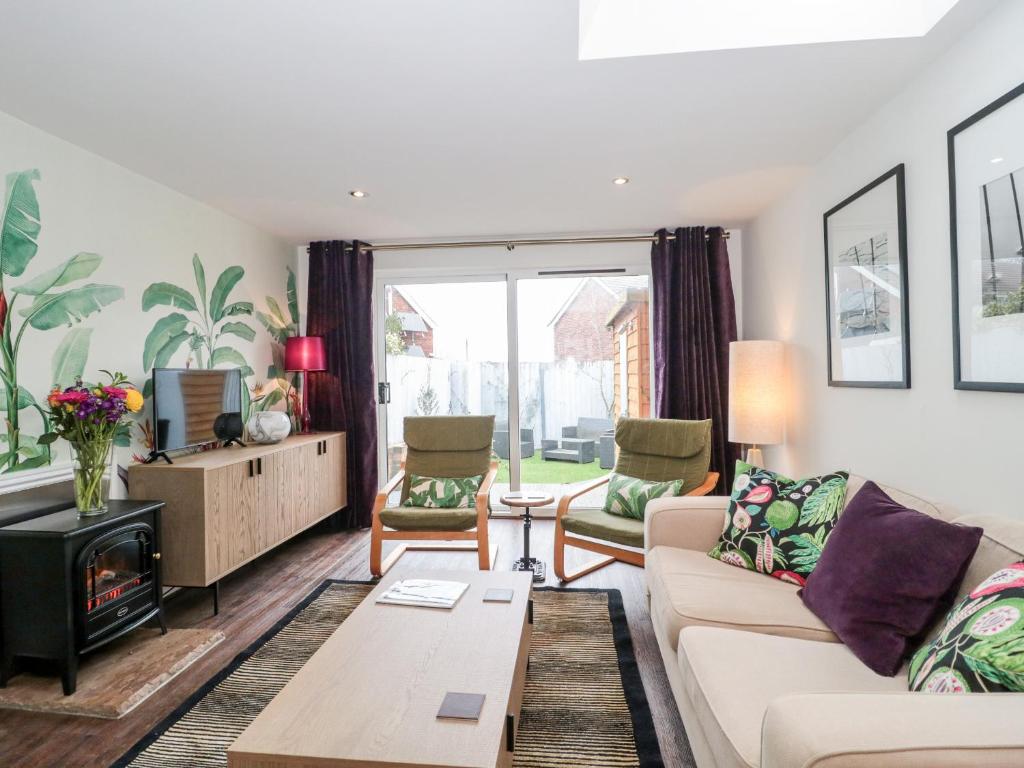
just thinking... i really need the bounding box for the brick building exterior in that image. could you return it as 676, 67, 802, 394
552, 280, 617, 361
387, 286, 435, 357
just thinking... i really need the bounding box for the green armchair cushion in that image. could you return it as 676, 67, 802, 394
401, 415, 494, 503
603, 472, 684, 520
402, 474, 483, 509
379, 506, 479, 532
560, 508, 644, 549
614, 417, 712, 492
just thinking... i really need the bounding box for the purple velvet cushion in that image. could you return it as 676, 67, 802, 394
800, 481, 983, 676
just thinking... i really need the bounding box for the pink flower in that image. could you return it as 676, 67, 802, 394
56, 391, 89, 404
102, 386, 128, 399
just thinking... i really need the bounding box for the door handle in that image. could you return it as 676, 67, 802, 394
257, 457, 263, 475
377, 382, 391, 404
248, 459, 254, 477
317, 441, 322, 456
322, 440, 327, 455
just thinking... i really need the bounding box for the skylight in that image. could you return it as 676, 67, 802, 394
579, 0, 961, 60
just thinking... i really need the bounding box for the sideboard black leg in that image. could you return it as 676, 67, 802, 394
157, 609, 168, 635
211, 581, 220, 616
62, 655, 78, 696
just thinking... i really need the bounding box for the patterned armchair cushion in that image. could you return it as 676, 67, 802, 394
602, 472, 684, 521
402, 474, 483, 509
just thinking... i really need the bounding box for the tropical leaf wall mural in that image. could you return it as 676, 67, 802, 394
141, 254, 257, 420
0, 169, 124, 473
254, 266, 301, 429
0, 107, 296, 489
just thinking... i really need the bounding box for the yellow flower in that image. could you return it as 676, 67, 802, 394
125, 389, 144, 413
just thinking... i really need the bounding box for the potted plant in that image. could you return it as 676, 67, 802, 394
42, 371, 143, 516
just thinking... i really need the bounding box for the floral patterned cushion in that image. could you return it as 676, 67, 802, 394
908, 561, 1024, 693
602, 472, 684, 520
402, 474, 483, 509
708, 461, 849, 584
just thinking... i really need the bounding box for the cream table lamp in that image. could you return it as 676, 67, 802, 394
728, 340, 785, 468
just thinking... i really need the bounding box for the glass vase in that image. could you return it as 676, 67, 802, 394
71, 438, 114, 516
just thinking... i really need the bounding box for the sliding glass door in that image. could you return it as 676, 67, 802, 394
375, 267, 652, 510
514, 274, 651, 507
376, 277, 509, 483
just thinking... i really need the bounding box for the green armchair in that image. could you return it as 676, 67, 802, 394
370, 415, 498, 577
554, 417, 718, 582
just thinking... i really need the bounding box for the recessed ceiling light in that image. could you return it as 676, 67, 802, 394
612, 177, 630, 185
991, 157, 1005, 164
349, 190, 368, 198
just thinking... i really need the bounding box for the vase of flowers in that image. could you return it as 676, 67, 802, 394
43, 371, 143, 516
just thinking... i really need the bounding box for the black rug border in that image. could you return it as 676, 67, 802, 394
113, 581, 663, 768
536, 586, 664, 768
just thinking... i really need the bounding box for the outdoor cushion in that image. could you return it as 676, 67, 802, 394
560, 508, 644, 548
677, 626, 906, 768
378, 506, 478, 532
646, 545, 837, 652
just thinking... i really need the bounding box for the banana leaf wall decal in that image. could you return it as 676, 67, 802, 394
254, 266, 300, 429
0, 169, 124, 473
140, 253, 257, 422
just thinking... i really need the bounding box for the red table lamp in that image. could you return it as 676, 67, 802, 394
285, 336, 326, 434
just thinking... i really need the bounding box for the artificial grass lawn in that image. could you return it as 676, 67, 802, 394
495, 452, 608, 484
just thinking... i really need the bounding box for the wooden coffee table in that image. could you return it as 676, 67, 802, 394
227, 569, 533, 768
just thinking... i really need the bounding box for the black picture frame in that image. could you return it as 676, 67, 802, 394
949, 81, 1024, 393
823, 164, 911, 388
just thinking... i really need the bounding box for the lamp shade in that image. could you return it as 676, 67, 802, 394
285, 336, 326, 372
728, 340, 785, 446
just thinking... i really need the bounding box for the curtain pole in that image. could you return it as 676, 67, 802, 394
305, 230, 729, 254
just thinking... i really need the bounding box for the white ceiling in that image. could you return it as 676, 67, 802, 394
0, 1, 998, 245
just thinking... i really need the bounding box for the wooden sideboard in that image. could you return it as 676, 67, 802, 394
128, 432, 346, 590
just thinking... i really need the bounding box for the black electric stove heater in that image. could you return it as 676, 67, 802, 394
0, 500, 165, 695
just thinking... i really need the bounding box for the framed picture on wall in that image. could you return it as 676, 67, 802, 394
949, 82, 1024, 392
823, 164, 910, 388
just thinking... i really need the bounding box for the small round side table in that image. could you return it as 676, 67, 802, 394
500, 492, 554, 583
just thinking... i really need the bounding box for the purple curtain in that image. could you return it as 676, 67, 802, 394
306, 240, 377, 528
651, 226, 740, 493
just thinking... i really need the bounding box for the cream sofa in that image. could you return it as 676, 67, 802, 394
644, 475, 1024, 768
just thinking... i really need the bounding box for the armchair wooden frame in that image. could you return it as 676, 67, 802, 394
370, 461, 499, 577
553, 470, 719, 583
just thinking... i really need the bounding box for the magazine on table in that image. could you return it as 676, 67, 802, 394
376, 578, 469, 609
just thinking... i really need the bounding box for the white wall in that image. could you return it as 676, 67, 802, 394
0, 110, 296, 492
743, 0, 1022, 517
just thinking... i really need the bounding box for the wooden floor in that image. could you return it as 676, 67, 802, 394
0, 518, 691, 768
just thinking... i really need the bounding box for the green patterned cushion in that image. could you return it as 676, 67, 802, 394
602, 472, 684, 521
402, 474, 482, 509
708, 461, 849, 584
909, 561, 1024, 693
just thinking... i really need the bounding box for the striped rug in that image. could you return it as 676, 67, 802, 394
114, 582, 664, 768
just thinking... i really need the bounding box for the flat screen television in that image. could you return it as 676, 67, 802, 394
150, 368, 243, 460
